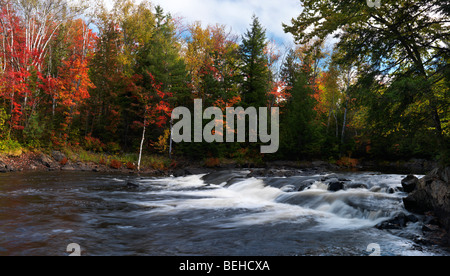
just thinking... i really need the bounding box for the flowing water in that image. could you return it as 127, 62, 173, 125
0, 170, 448, 256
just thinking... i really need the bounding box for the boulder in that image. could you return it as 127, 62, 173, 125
126, 181, 140, 188
52, 151, 66, 162
375, 213, 419, 230
39, 153, 54, 168
0, 164, 7, 173
401, 175, 419, 193
403, 167, 450, 233
173, 169, 188, 177
202, 170, 247, 185
297, 179, 317, 191
328, 181, 345, 192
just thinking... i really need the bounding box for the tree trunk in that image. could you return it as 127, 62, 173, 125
169, 120, 173, 159
341, 105, 347, 145
137, 120, 146, 172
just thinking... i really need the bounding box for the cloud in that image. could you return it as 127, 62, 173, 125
104, 0, 302, 45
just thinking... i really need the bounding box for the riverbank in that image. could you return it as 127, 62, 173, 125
0, 149, 441, 176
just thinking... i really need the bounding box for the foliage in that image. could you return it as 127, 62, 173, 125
109, 159, 122, 169
0, 139, 22, 156
0, 0, 447, 166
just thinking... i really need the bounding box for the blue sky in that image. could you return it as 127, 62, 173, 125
105, 0, 303, 45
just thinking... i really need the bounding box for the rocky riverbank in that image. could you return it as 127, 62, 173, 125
0, 150, 442, 176
0, 151, 168, 176
403, 167, 450, 246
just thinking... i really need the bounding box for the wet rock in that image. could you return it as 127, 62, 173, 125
173, 169, 188, 177
202, 170, 247, 185
328, 181, 344, 192
345, 183, 369, 190
126, 181, 140, 188
321, 174, 338, 181
422, 224, 441, 232
424, 213, 440, 226
401, 175, 419, 193
403, 167, 450, 236
297, 179, 317, 191
375, 213, 419, 230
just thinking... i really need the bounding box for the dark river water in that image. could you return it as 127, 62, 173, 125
0, 170, 448, 256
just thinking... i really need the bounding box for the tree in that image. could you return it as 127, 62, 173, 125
278, 48, 321, 159
136, 5, 189, 107
51, 19, 96, 145
240, 15, 271, 108
184, 22, 240, 106
285, 0, 450, 163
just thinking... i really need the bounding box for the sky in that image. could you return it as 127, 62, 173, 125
104, 0, 303, 46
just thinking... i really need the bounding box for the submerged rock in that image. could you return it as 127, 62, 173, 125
126, 181, 140, 188
375, 213, 419, 230
201, 170, 247, 185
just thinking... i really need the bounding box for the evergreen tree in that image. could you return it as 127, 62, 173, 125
279, 49, 321, 159
136, 6, 190, 107
239, 15, 270, 108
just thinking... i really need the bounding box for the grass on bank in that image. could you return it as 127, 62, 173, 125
0, 139, 173, 171
61, 146, 174, 171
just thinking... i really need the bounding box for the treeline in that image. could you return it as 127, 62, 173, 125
0, 0, 448, 165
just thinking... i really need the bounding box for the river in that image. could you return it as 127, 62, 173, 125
0, 170, 448, 256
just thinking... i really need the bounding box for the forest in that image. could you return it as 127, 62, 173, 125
0, 0, 449, 169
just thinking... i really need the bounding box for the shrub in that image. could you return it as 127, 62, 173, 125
110, 159, 122, 169
336, 157, 359, 168
106, 142, 121, 154
84, 136, 105, 152
0, 139, 23, 157
126, 162, 136, 170
205, 157, 220, 168
151, 161, 166, 171
60, 157, 68, 166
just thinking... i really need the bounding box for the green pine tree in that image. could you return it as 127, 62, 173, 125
279, 49, 321, 159
136, 6, 190, 107
239, 15, 271, 108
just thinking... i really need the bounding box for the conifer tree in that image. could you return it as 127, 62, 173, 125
239, 15, 270, 108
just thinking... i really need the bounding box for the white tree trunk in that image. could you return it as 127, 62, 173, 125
137, 121, 146, 172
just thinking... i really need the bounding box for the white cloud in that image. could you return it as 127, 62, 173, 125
104, 0, 302, 45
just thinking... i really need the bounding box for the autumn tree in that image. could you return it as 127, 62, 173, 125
285, 0, 450, 163
0, 0, 89, 145
184, 22, 240, 106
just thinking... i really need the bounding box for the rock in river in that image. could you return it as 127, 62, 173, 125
401, 175, 419, 193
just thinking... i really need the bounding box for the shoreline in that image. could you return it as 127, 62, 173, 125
0, 150, 440, 176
